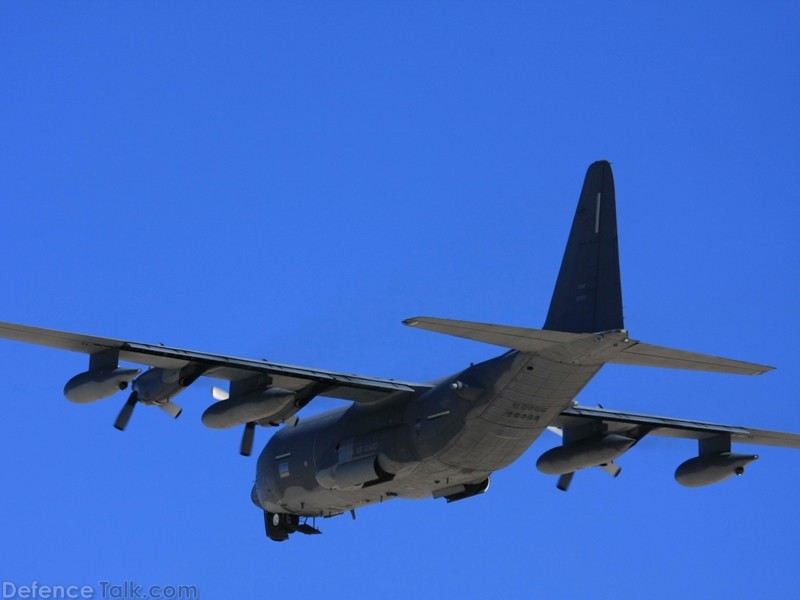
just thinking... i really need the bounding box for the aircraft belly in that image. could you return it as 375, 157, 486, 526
436, 353, 600, 472
258, 352, 602, 515
477, 354, 599, 427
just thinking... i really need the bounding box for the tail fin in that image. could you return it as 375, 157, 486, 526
543, 160, 623, 334
403, 160, 773, 376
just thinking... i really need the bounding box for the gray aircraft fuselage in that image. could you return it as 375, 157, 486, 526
254, 333, 613, 516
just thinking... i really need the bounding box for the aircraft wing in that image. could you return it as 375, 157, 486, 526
0, 321, 428, 403
553, 405, 800, 449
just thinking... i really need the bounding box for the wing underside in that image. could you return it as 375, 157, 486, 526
555, 405, 800, 449
0, 321, 428, 402
539, 405, 800, 491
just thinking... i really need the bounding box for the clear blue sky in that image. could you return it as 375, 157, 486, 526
1, 3, 799, 599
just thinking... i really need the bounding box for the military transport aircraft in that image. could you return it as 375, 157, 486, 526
1, 161, 798, 542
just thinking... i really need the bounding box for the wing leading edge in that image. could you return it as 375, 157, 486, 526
540, 405, 800, 490
555, 405, 800, 449
0, 321, 429, 403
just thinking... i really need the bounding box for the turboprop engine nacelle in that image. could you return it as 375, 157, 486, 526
132, 368, 185, 405
201, 387, 296, 429
674, 452, 758, 488
536, 434, 636, 475
64, 367, 142, 403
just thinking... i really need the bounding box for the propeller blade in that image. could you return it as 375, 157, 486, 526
240, 422, 256, 456
159, 401, 182, 419
212, 386, 229, 401
114, 392, 138, 431
556, 472, 574, 492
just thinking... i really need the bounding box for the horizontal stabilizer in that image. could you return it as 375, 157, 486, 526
608, 342, 773, 376
402, 317, 579, 351
403, 317, 772, 375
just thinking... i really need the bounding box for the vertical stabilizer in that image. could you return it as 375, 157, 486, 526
543, 161, 623, 334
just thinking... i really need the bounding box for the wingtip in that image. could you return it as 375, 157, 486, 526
745, 364, 776, 376
752, 365, 776, 376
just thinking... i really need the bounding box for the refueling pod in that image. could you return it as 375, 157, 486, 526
675, 452, 758, 487
536, 433, 636, 475
202, 387, 296, 429
202, 376, 299, 456
674, 434, 758, 487
64, 367, 141, 403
